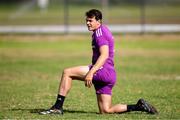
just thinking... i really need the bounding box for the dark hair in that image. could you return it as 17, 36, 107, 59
85, 9, 102, 21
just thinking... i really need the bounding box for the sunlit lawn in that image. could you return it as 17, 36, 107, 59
0, 34, 180, 119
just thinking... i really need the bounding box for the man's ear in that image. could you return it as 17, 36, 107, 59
98, 19, 101, 23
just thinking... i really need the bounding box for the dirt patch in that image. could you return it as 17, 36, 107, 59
0, 34, 180, 42
0, 34, 91, 42
114, 34, 180, 41
118, 49, 180, 57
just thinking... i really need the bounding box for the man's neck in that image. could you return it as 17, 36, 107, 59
93, 24, 101, 32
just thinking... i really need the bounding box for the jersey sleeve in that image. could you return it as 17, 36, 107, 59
96, 33, 109, 47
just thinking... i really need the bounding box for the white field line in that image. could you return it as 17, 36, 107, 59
0, 24, 179, 33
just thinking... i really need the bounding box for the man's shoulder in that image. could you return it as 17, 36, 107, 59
95, 25, 110, 38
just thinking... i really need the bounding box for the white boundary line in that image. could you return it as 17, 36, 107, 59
0, 24, 179, 33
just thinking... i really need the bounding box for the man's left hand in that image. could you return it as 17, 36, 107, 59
85, 72, 93, 88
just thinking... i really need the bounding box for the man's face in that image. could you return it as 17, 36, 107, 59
86, 17, 101, 31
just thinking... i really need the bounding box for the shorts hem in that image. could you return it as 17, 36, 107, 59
96, 92, 112, 95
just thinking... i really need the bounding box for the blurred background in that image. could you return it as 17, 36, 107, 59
0, 1, 180, 119
0, 0, 180, 34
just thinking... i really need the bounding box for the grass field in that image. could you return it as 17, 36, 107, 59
0, 34, 180, 119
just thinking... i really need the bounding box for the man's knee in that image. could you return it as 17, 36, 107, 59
100, 108, 111, 114
63, 68, 71, 76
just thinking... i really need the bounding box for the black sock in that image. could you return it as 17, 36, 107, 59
127, 104, 139, 112
54, 94, 65, 109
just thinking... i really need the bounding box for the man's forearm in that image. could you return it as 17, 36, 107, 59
89, 54, 108, 74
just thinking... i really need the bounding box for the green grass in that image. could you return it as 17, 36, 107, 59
0, 34, 180, 119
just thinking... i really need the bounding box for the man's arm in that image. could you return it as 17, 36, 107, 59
85, 45, 109, 88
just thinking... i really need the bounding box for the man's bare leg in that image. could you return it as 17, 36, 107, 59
40, 66, 89, 115
97, 94, 127, 114
96, 94, 158, 114
53, 66, 89, 109
58, 66, 89, 96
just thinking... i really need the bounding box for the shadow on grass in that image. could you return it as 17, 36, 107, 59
11, 108, 97, 114
11, 108, 145, 115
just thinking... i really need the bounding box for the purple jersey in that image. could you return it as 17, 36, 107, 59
90, 24, 116, 95
92, 25, 115, 69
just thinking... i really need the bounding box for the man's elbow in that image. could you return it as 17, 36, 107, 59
103, 54, 109, 60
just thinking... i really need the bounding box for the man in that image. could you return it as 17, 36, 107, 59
40, 9, 158, 115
